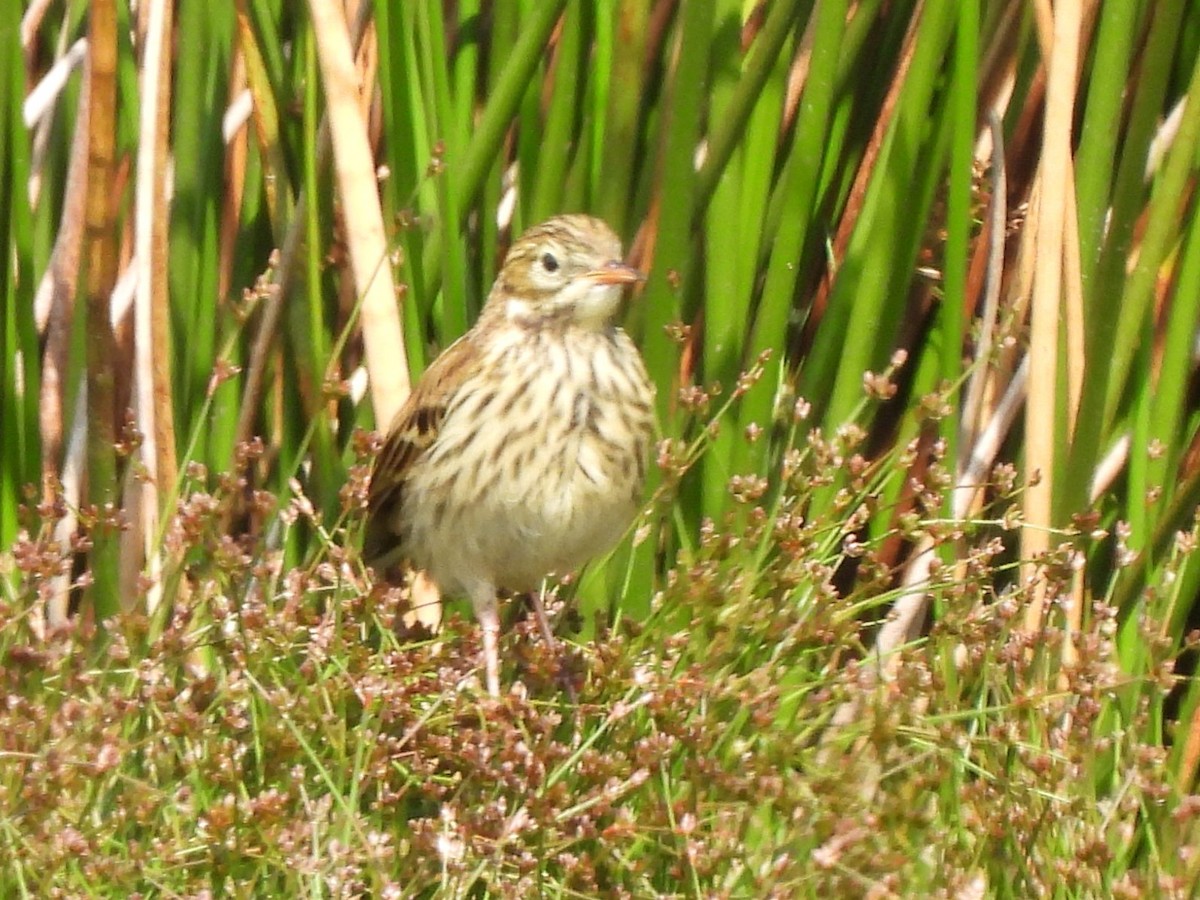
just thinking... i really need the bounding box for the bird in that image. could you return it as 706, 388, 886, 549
365, 214, 655, 696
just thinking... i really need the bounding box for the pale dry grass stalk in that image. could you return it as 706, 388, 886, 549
23, 36, 86, 210
307, 0, 408, 427
1022, 0, 1082, 634
959, 111, 1008, 459
20, 0, 55, 50
128, 0, 177, 613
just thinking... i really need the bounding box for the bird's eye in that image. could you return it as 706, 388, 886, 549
541, 252, 559, 273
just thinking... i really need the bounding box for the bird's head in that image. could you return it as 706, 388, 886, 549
488, 214, 644, 329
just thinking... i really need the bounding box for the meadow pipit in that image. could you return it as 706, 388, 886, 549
366, 215, 655, 696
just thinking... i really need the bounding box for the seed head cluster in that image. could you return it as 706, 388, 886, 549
2, 365, 1198, 895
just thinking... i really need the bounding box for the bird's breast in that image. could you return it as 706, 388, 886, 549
406, 325, 654, 593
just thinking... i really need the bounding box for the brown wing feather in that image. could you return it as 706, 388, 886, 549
364, 332, 480, 569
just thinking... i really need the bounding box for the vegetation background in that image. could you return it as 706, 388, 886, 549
4, 0, 1200, 895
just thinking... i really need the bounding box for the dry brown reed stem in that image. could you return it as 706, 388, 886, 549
217, 53, 249, 306
35, 79, 89, 498
1180, 689, 1200, 791
127, 0, 177, 613
81, 0, 122, 616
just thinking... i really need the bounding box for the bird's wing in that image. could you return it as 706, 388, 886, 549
364, 332, 481, 569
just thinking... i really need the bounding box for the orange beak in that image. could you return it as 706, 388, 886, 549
583, 261, 646, 286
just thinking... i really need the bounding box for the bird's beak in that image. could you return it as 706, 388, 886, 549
583, 261, 646, 286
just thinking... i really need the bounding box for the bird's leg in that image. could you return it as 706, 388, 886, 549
468, 582, 501, 696
529, 582, 558, 653
530, 582, 577, 702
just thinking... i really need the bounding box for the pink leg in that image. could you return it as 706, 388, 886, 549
468, 582, 501, 696
529, 583, 558, 652
530, 584, 577, 701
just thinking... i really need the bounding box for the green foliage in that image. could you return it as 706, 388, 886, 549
1, 0, 37, 550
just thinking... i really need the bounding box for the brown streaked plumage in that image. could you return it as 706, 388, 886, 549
366, 215, 655, 696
